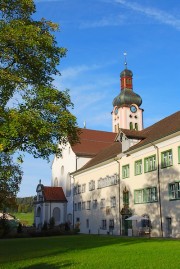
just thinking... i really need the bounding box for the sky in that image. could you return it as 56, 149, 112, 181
18, 0, 180, 197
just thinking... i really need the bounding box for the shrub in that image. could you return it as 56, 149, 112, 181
17, 223, 23, 233
42, 221, 48, 231
0, 217, 10, 237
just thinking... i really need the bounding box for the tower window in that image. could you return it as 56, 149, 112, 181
130, 122, 133, 130
135, 123, 138, 130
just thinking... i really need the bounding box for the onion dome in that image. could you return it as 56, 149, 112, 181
113, 89, 142, 107
113, 66, 142, 107
120, 69, 133, 78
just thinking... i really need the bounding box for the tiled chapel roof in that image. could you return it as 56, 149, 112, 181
71, 128, 117, 157
43, 186, 67, 202
74, 111, 180, 173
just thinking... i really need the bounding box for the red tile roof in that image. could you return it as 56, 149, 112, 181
43, 186, 67, 202
127, 111, 180, 152
76, 141, 122, 172
74, 111, 180, 172
72, 128, 116, 157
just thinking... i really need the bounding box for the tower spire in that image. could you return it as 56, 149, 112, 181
124, 52, 127, 69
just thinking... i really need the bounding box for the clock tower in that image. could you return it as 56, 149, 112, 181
112, 59, 143, 132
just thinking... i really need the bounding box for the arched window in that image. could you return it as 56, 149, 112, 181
53, 207, 60, 223
54, 177, 58, 187
130, 122, 133, 130
36, 207, 41, 217
61, 165, 64, 175
135, 123, 138, 130
66, 173, 71, 197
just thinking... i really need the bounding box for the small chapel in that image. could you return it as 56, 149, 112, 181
34, 60, 180, 237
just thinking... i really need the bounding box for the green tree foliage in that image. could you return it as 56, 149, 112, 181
0, 153, 22, 210
15, 197, 34, 213
0, 0, 79, 208
0, 0, 79, 159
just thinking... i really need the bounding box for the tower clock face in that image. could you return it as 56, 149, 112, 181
130, 105, 137, 113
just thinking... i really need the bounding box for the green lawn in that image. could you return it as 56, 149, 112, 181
11, 212, 34, 226
0, 235, 180, 269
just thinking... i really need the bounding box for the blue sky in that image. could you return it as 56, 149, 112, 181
18, 0, 180, 197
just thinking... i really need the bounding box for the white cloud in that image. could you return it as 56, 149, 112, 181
60, 64, 103, 79
115, 0, 180, 30
80, 14, 126, 28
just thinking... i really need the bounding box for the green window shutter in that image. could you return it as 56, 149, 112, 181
178, 147, 180, 164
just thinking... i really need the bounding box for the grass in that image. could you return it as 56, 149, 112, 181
11, 212, 34, 226
1, 235, 180, 269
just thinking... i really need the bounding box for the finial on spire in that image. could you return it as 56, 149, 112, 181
123, 52, 127, 69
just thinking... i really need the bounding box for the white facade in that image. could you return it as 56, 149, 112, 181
73, 162, 120, 235
51, 142, 91, 225
34, 183, 67, 229
73, 132, 180, 237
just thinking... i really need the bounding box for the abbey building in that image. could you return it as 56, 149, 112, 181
34, 63, 180, 238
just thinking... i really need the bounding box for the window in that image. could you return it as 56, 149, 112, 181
122, 165, 129, 179
135, 123, 138, 130
54, 177, 58, 187
109, 219, 114, 230
93, 200, 98, 209
169, 182, 180, 200
123, 189, 129, 205
77, 185, 81, 194
74, 203, 77, 211
89, 180, 95, 191
144, 155, 156, 172
100, 198, 106, 208
66, 173, 71, 197
61, 165, 64, 175
86, 219, 89, 228
74, 185, 77, 195
161, 149, 173, 168
178, 146, 180, 164
101, 220, 107, 230
82, 184, 86, 193
78, 202, 81, 211
130, 122, 133, 130
110, 196, 116, 207
146, 187, 157, 203
135, 160, 142, 175
53, 207, 60, 223
74, 184, 81, 195
134, 187, 158, 204
97, 174, 119, 189
87, 200, 91, 210
82, 201, 86, 210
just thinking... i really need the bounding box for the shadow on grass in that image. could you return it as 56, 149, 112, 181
0, 234, 177, 267
21, 260, 74, 269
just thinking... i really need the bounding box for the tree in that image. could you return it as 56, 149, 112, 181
0, 153, 22, 210
0, 1, 79, 207
0, 0, 79, 159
